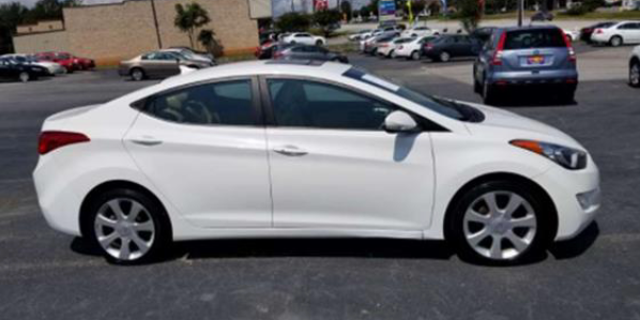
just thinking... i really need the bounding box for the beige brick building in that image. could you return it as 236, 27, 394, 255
13, 0, 270, 66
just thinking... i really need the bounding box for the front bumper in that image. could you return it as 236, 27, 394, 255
534, 157, 601, 241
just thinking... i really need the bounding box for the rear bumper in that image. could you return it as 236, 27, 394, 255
489, 69, 578, 88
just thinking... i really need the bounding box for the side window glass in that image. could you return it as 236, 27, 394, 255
144, 80, 255, 126
267, 79, 395, 130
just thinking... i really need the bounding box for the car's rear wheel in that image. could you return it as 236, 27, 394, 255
482, 78, 497, 105
629, 60, 640, 88
316, 40, 323, 46
610, 36, 623, 47
389, 50, 396, 59
19, 72, 30, 83
130, 68, 145, 81
83, 188, 171, 264
411, 51, 420, 60
448, 180, 553, 265
439, 51, 451, 62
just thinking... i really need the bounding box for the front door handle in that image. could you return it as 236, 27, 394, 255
273, 145, 308, 157
129, 136, 163, 146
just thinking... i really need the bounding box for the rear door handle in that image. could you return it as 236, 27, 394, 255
273, 145, 308, 157
129, 136, 163, 146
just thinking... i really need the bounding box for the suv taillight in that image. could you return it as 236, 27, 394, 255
38, 131, 89, 155
562, 30, 577, 63
491, 32, 507, 66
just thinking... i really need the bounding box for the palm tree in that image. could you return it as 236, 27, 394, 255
174, 2, 211, 49
198, 29, 218, 55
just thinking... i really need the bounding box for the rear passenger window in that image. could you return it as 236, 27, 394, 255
504, 29, 566, 49
144, 80, 255, 126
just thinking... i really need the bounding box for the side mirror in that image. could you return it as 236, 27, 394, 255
383, 111, 419, 133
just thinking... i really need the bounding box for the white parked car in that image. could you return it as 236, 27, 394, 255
563, 29, 580, 42
2, 53, 66, 75
630, 45, 640, 87
34, 61, 600, 265
377, 37, 414, 58
591, 20, 640, 46
348, 29, 372, 41
282, 32, 326, 46
402, 25, 440, 38
394, 36, 437, 60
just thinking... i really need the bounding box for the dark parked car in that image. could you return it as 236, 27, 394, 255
580, 21, 616, 43
473, 26, 577, 104
471, 26, 497, 44
0, 57, 50, 82
274, 44, 349, 63
531, 11, 554, 22
421, 35, 482, 62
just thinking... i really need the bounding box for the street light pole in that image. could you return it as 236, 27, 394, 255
517, 0, 524, 26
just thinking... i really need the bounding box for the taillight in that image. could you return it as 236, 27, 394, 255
491, 32, 507, 66
594, 29, 603, 34
38, 131, 89, 155
562, 30, 577, 63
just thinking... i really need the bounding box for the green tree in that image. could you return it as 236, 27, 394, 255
0, 2, 28, 53
359, 5, 370, 18
313, 9, 342, 37
198, 29, 219, 55
174, 2, 211, 49
457, 0, 483, 32
275, 12, 311, 32
340, 0, 352, 21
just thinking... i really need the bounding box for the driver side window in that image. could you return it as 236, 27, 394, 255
143, 79, 256, 126
267, 79, 395, 130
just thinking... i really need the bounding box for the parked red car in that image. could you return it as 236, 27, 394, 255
72, 55, 96, 70
35, 52, 76, 73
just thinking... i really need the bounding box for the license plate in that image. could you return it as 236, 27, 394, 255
527, 55, 545, 65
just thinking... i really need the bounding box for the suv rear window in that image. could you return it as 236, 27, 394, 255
504, 29, 566, 50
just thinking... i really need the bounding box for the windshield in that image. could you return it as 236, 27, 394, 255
343, 68, 483, 122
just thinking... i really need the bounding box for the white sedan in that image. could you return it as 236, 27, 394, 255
377, 37, 414, 58
402, 25, 440, 38
394, 36, 437, 60
282, 32, 326, 46
591, 20, 640, 46
34, 61, 600, 265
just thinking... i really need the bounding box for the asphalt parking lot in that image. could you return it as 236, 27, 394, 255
1, 43, 639, 320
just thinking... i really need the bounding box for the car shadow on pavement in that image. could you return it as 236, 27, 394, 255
69, 222, 599, 264
177, 238, 456, 261
548, 221, 600, 260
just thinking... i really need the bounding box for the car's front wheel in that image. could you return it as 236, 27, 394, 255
83, 188, 171, 264
447, 180, 554, 265
439, 51, 451, 62
629, 60, 640, 88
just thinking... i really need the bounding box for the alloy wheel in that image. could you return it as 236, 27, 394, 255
610, 36, 622, 47
131, 69, 144, 81
19, 72, 30, 83
94, 198, 155, 261
462, 191, 537, 260
412, 51, 420, 60
440, 51, 450, 62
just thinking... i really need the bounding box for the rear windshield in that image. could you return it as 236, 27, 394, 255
504, 29, 566, 50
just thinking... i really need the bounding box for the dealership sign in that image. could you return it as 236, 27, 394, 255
378, 0, 396, 21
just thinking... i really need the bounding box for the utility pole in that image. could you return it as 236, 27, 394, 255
150, 0, 162, 48
517, 0, 524, 26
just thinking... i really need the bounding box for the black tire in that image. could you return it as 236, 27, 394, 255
482, 78, 497, 105
446, 180, 555, 265
130, 68, 145, 81
316, 40, 323, 46
81, 188, 172, 265
559, 90, 576, 104
610, 36, 623, 47
474, 78, 482, 94
629, 60, 640, 88
411, 50, 420, 61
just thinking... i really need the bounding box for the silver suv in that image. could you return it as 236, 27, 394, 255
473, 26, 577, 105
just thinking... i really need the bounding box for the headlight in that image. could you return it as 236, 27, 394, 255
510, 139, 587, 170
